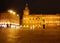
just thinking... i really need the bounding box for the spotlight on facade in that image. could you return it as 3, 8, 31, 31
8, 10, 16, 15
1, 24, 7, 28
17, 14, 19, 16
15, 26, 20, 29
39, 25, 41, 27
32, 25, 35, 29
26, 25, 29, 27
23, 25, 26, 27
13, 12, 16, 15
20, 25, 22, 28
8, 10, 13, 13
10, 25, 16, 28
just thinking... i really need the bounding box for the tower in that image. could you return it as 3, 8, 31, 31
23, 3, 29, 15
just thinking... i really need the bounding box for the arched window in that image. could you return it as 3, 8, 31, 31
36, 17, 40, 21
33, 18, 34, 20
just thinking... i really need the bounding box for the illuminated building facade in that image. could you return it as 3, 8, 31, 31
22, 3, 60, 29
0, 13, 20, 28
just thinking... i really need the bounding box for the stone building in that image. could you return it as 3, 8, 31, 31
22, 3, 60, 29
0, 13, 20, 28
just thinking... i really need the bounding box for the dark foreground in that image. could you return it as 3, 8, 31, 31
0, 28, 60, 43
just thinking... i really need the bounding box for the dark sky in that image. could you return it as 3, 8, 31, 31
0, 0, 60, 15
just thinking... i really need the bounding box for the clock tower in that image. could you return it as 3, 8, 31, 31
23, 3, 29, 15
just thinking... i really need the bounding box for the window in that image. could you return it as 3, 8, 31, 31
33, 18, 34, 20
36, 17, 40, 21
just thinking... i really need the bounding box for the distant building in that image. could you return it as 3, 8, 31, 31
0, 13, 20, 28
22, 3, 60, 29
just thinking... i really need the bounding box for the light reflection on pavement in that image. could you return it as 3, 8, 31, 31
0, 28, 60, 43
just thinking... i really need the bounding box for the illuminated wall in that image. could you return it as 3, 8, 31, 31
22, 3, 60, 29
22, 14, 60, 29
43, 15, 60, 29
0, 13, 20, 28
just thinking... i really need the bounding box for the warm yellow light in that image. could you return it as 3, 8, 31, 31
33, 25, 35, 29
23, 25, 25, 27
2, 24, 7, 28
39, 25, 41, 27
26, 25, 29, 27
8, 10, 16, 15
11, 25, 16, 28
15, 26, 20, 29
13, 12, 16, 15
20, 25, 22, 28
0, 22, 10, 24
17, 15, 18, 16
30, 26, 33, 29
8, 10, 13, 13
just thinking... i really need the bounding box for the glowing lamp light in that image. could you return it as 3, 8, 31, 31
2, 24, 7, 28
17, 15, 19, 16
11, 25, 16, 28
13, 12, 16, 15
20, 25, 22, 28
39, 25, 41, 27
15, 26, 20, 29
8, 10, 13, 13
23, 25, 25, 27
8, 10, 16, 15
30, 26, 33, 29
26, 25, 29, 27
32, 25, 35, 29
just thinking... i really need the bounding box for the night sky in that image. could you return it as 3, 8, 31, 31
0, 0, 60, 15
